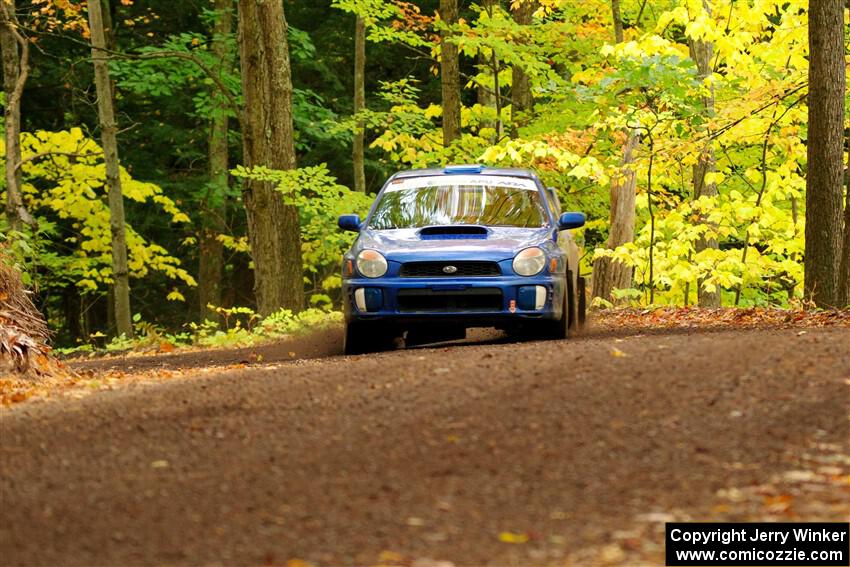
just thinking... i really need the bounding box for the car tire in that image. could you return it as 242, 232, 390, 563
343, 320, 367, 355
344, 321, 397, 355
565, 268, 577, 335
543, 271, 571, 340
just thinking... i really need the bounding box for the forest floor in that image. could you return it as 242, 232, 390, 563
1, 310, 848, 566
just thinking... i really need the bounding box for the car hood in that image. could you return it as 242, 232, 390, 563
355, 227, 552, 263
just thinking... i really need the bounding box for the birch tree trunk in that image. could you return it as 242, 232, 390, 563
439, 0, 461, 146
510, 0, 535, 137
804, 0, 845, 307
352, 15, 366, 193
198, 0, 232, 323
688, 0, 721, 307
237, 0, 303, 315
0, 0, 31, 231
591, 132, 639, 303
88, 0, 133, 337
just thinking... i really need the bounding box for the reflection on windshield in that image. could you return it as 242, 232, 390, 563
368, 184, 546, 229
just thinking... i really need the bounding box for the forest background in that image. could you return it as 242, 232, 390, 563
1, 0, 848, 351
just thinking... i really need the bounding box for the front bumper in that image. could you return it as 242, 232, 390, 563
343, 273, 566, 327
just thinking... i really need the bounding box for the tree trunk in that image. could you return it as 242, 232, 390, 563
804, 0, 845, 308
237, 0, 304, 316
490, 44, 503, 140
475, 0, 496, 135
99, 0, 117, 51
837, 129, 850, 306
439, 0, 460, 146
590, 0, 635, 304
610, 0, 624, 43
88, 0, 133, 337
0, 0, 31, 231
352, 15, 366, 193
591, 131, 639, 303
198, 0, 232, 323
198, 225, 225, 321
477, 49, 495, 134
688, 0, 721, 307
510, 0, 534, 137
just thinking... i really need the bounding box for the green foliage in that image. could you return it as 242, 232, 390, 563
231, 164, 373, 299
111, 33, 242, 121
111, 24, 342, 153
331, 0, 432, 47
189, 307, 342, 348
57, 306, 342, 355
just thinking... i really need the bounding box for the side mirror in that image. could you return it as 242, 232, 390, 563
558, 212, 585, 230
338, 214, 362, 232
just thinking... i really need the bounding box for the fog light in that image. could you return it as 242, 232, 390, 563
535, 286, 546, 309
517, 285, 547, 310
354, 288, 383, 312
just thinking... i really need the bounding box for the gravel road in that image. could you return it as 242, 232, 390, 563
1, 326, 848, 567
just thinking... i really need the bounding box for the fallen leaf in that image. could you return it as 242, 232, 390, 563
378, 550, 405, 562
411, 560, 455, 567
599, 543, 626, 563
498, 531, 529, 544
764, 494, 793, 512
783, 470, 818, 482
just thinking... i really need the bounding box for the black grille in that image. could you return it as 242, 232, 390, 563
400, 261, 500, 278
397, 288, 503, 312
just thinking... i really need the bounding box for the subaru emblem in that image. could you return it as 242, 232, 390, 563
442, 265, 458, 274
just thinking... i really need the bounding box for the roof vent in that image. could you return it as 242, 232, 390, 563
444, 164, 484, 174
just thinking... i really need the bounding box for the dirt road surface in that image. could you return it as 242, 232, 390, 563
2, 326, 848, 566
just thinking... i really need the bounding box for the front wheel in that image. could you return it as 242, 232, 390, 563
543, 270, 573, 340
343, 320, 397, 355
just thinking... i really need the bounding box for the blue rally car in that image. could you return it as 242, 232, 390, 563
337, 165, 586, 354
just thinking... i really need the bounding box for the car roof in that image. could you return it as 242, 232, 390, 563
390, 165, 539, 181
367, 165, 556, 226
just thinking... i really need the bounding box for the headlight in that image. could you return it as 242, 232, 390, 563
512, 247, 546, 276
356, 249, 388, 278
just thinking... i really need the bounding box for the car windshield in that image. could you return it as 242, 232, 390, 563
368, 175, 547, 229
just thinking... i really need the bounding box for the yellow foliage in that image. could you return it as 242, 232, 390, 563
1, 128, 195, 293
